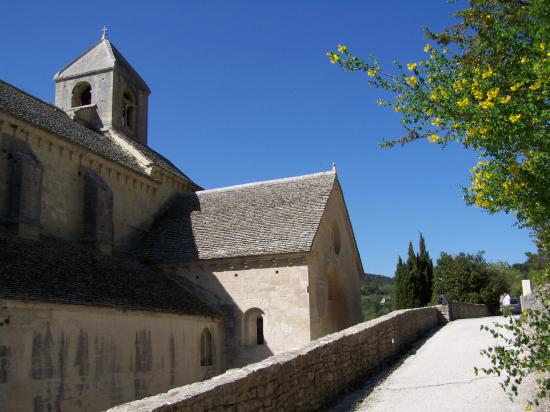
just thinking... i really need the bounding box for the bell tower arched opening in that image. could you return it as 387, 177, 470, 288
122, 90, 136, 131
71, 82, 92, 107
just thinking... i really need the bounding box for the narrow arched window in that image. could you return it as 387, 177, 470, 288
71, 82, 92, 107
243, 308, 265, 346
200, 328, 213, 366
256, 317, 264, 345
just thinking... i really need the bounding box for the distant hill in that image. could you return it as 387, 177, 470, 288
361, 273, 395, 321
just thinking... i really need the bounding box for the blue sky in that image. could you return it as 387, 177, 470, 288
2, 1, 536, 276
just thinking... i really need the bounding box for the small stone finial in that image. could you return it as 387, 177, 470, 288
331, 163, 337, 173
101, 26, 109, 40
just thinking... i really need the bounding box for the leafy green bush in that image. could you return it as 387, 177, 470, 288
432, 251, 507, 306
488, 262, 524, 297
328, 0, 550, 248
476, 286, 550, 407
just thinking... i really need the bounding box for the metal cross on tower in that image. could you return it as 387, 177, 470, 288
101, 26, 109, 40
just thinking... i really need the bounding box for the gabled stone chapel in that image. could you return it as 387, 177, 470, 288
0, 33, 363, 412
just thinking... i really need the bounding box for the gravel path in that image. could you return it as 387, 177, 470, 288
327, 316, 548, 412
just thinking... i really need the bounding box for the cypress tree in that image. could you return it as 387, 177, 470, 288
393, 257, 401, 309
418, 233, 434, 305
394, 256, 409, 309
406, 241, 423, 308
394, 235, 434, 309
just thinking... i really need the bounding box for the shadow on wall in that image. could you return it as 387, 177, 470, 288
327, 264, 352, 332
105, 307, 441, 412
169, 265, 275, 371
132, 193, 202, 263
137, 193, 275, 371
310, 250, 362, 340
0, 299, 223, 412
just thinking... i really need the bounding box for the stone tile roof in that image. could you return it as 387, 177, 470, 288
0, 80, 196, 185
54, 38, 150, 92
134, 171, 337, 263
0, 229, 221, 317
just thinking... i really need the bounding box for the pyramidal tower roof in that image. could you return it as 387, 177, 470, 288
54, 31, 150, 92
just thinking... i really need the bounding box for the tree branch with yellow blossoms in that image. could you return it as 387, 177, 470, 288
327, 0, 550, 251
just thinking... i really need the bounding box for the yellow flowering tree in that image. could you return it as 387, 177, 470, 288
328, 0, 550, 248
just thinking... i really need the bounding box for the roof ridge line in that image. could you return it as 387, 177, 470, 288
197, 170, 336, 194
0, 79, 197, 186
107, 129, 152, 173
103, 38, 116, 62
108, 128, 199, 186
109, 41, 150, 92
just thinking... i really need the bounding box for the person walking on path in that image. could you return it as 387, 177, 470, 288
502, 293, 511, 317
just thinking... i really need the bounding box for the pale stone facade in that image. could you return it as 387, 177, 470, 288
162, 182, 364, 368
0, 300, 223, 412
308, 182, 363, 339
0, 113, 193, 248
108, 307, 442, 412
0, 34, 364, 411
173, 255, 311, 368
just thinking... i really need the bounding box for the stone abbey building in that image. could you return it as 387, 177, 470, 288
0, 34, 363, 412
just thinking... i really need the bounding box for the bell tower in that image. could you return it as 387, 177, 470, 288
54, 29, 151, 145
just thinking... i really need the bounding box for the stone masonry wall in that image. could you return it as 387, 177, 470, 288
521, 291, 546, 312
308, 183, 363, 340
0, 299, 223, 412
435, 302, 489, 323
108, 307, 439, 412
174, 255, 311, 370
0, 114, 191, 250
447, 301, 489, 320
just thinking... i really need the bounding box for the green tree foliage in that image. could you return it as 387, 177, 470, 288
406, 241, 422, 307
418, 233, 434, 304
488, 261, 524, 296
360, 273, 395, 321
513, 246, 550, 286
489, 248, 550, 296
477, 287, 550, 408
432, 251, 508, 305
394, 256, 409, 309
328, 0, 550, 248
487, 248, 550, 296
394, 234, 434, 309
